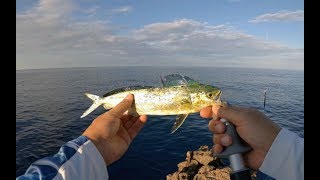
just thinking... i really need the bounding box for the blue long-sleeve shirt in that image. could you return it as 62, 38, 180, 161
17, 128, 303, 180
17, 136, 108, 180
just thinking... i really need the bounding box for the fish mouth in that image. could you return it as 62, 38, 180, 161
213, 90, 222, 102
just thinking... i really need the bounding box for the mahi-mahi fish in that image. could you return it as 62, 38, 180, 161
81, 74, 226, 133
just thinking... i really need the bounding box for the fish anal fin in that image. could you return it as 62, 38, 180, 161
171, 114, 189, 134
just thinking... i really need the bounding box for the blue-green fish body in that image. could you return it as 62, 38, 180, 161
81, 74, 226, 133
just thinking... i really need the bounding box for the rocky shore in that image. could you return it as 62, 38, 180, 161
166, 146, 256, 180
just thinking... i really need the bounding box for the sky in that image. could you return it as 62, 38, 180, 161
16, 0, 304, 70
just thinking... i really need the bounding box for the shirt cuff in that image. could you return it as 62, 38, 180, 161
259, 128, 304, 180
58, 136, 109, 179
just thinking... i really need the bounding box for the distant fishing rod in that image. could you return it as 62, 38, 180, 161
263, 89, 267, 110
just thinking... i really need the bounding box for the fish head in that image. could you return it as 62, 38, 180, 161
203, 85, 222, 103
191, 84, 225, 109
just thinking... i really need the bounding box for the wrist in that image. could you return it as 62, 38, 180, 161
263, 124, 281, 154
82, 133, 111, 165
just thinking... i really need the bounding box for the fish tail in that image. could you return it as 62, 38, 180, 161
81, 93, 102, 118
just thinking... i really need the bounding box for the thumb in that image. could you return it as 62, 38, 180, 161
107, 94, 134, 118
211, 105, 246, 126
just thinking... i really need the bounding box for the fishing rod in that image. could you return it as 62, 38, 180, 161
214, 118, 252, 180
263, 89, 267, 110
218, 89, 267, 179
213, 80, 269, 179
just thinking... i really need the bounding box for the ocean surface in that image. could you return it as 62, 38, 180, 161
16, 66, 304, 179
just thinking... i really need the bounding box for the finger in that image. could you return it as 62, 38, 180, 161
208, 120, 223, 132
123, 116, 139, 129
214, 122, 226, 134
107, 94, 134, 118
208, 120, 226, 133
212, 144, 223, 154
211, 105, 248, 125
214, 134, 232, 146
120, 114, 132, 124
128, 115, 147, 140
117, 124, 132, 146
200, 106, 212, 118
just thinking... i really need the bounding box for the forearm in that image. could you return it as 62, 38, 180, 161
17, 136, 109, 180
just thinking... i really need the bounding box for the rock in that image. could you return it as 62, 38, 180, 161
166, 145, 257, 180
193, 174, 208, 180
166, 172, 179, 180
211, 167, 232, 180
178, 172, 189, 180
194, 166, 216, 180
197, 165, 214, 174
186, 151, 192, 162
198, 146, 209, 151
177, 161, 189, 172
178, 160, 199, 173
192, 146, 215, 165
194, 166, 231, 180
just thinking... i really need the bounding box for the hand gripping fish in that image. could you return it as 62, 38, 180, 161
81, 74, 226, 133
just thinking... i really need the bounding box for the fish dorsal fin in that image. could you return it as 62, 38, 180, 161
171, 114, 189, 134
103, 86, 154, 97
161, 74, 200, 87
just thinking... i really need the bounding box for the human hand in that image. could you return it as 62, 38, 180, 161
200, 105, 281, 170
83, 94, 147, 166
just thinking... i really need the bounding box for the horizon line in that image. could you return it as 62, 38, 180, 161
16, 65, 304, 72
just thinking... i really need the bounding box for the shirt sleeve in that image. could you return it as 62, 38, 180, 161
16, 136, 109, 180
259, 128, 304, 180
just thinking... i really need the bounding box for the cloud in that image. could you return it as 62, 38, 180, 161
249, 10, 304, 23
83, 6, 100, 16
134, 19, 289, 55
16, 1, 303, 70
111, 6, 132, 14
131, 19, 303, 68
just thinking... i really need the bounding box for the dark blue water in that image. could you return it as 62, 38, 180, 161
16, 66, 304, 179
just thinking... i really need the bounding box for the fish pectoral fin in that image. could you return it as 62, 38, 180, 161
127, 98, 139, 117
171, 114, 189, 134
127, 108, 139, 117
